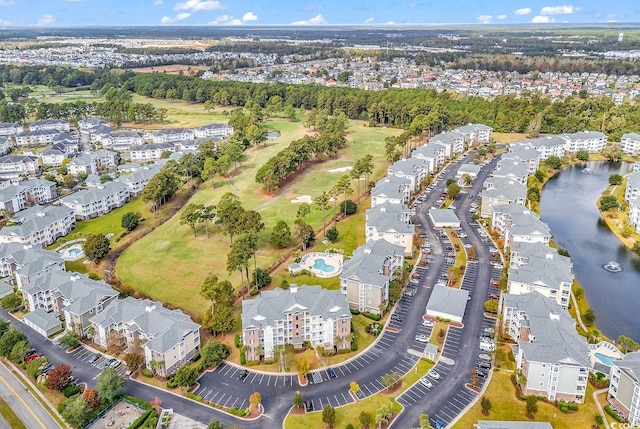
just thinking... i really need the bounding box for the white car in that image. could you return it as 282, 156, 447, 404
492, 262, 504, 269
419, 376, 433, 388
422, 319, 435, 327
427, 369, 440, 380
415, 334, 429, 343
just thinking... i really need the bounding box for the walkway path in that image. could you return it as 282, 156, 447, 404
572, 292, 588, 333
593, 388, 611, 429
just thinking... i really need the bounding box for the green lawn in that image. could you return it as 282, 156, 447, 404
452, 371, 602, 429
0, 398, 27, 429
117, 116, 400, 315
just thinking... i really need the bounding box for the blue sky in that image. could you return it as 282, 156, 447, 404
0, 0, 636, 27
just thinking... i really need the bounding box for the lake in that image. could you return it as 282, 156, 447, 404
540, 160, 640, 342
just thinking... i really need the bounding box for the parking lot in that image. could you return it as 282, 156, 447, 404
68, 347, 129, 377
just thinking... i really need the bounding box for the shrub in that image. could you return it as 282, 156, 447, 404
567, 402, 579, 411
246, 360, 260, 366
605, 405, 624, 422
190, 352, 200, 362
62, 383, 80, 398
141, 368, 153, 378
350, 342, 358, 351
185, 392, 203, 402
128, 409, 153, 429
166, 379, 178, 389
340, 199, 358, 215
250, 288, 259, 296
234, 334, 242, 348
349, 308, 360, 315
326, 226, 339, 242
560, 405, 568, 413
362, 312, 381, 321
240, 351, 246, 365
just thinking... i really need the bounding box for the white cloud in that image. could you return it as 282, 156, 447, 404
154, 0, 163, 4
0, 1, 15, 5
514, 7, 532, 15
161, 12, 191, 23
242, 11, 257, 22
37, 14, 55, 26
531, 15, 554, 23
175, 0, 224, 11
291, 14, 327, 25
227, 19, 242, 25
540, 5, 581, 15
496, 14, 507, 20
364, 17, 375, 24
216, 14, 230, 22
477, 14, 493, 24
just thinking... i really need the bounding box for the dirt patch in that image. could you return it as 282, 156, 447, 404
131, 64, 211, 75
383, 382, 402, 395
86, 400, 143, 429
289, 405, 305, 415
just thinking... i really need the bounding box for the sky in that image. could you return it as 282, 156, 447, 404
0, 0, 637, 27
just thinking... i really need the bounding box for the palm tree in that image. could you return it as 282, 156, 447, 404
350, 160, 364, 202
199, 205, 216, 238
335, 174, 354, 217
314, 191, 331, 236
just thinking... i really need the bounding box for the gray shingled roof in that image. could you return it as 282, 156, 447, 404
505, 211, 551, 238
627, 172, 640, 189
371, 176, 410, 199
426, 284, 469, 319
241, 285, 350, 329
0, 205, 73, 239
366, 208, 413, 234
458, 163, 482, 175
622, 132, 640, 141
481, 177, 527, 201
60, 181, 128, 207
429, 209, 460, 224
24, 308, 62, 332
503, 292, 590, 367
341, 239, 404, 289
0, 281, 13, 299
614, 351, 640, 382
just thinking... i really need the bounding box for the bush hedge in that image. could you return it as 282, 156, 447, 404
227, 407, 249, 417
234, 334, 242, 348
185, 392, 203, 402
62, 384, 80, 398
240, 351, 246, 365
349, 308, 360, 315
141, 368, 153, 378
362, 312, 381, 321
605, 405, 624, 422
128, 409, 153, 429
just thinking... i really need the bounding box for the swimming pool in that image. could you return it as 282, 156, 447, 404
296, 252, 344, 278
68, 248, 81, 256
594, 352, 618, 366
312, 258, 335, 273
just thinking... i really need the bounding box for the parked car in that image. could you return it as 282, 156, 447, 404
488, 293, 499, 300
492, 262, 504, 269
305, 401, 314, 412
327, 368, 337, 379
88, 354, 100, 363
410, 278, 420, 284
419, 377, 433, 389
422, 319, 435, 327
427, 369, 440, 380
457, 232, 467, 238
238, 369, 249, 380
391, 314, 403, 323
478, 353, 492, 362
477, 361, 492, 370
415, 334, 429, 343
25, 353, 43, 363
475, 369, 489, 379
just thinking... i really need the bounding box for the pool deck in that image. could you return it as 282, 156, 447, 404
589, 341, 624, 368
298, 252, 344, 278
58, 243, 86, 261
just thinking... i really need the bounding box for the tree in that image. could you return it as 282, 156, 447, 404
270, 220, 291, 248
583, 309, 596, 325
609, 174, 623, 185
294, 219, 315, 251
253, 268, 271, 289
335, 174, 354, 217
340, 199, 358, 216
83, 388, 100, 409
0, 328, 26, 357
207, 420, 224, 429
544, 156, 562, 170
46, 364, 72, 391
576, 149, 590, 161
227, 234, 253, 297
124, 341, 144, 372
374, 404, 392, 428
381, 371, 401, 390
0, 294, 21, 310
205, 303, 237, 335
200, 274, 234, 317
199, 205, 216, 238
296, 202, 311, 221
223, 141, 246, 171
484, 299, 499, 314
602, 145, 623, 162
599, 195, 619, 211
173, 365, 198, 390
314, 191, 331, 236
293, 391, 304, 408
481, 396, 492, 414
60, 395, 90, 428
526, 396, 538, 417
349, 381, 361, 396
447, 182, 461, 199
297, 357, 311, 380
359, 411, 373, 429
322, 405, 336, 428
216, 192, 244, 244
180, 203, 204, 237
82, 234, 111, 262
249, 391, 261, 408
326, 226, 339, 243
121, 212, 140, 232
200, 339, 230, 369
59, 331, 81, 349
534, 169, 545, 182
9, 340, 29, 363
419, 414, 432, 429
97, 367, 125, 403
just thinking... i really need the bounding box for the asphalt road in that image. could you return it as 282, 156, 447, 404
0, 362, 62, 429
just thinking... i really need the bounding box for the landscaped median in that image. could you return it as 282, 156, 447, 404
284, 358, 434, 429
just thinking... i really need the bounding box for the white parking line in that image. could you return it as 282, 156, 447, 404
223, 396, 233, 407
217, 393, 226, 405
210, 391, 220, 402
266, 376, 272, 386
259, 375, 264, 385
229, 398, 239, 408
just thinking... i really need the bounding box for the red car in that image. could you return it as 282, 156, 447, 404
25, 353, 43, 363
490, 280, 499, 287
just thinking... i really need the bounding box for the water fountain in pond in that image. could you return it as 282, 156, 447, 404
603, 261, 622, 272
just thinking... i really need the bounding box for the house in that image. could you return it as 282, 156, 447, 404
608, 351, 640, 427
628, 197, 640, 235
21, 271, 118, 334
0, 178, 57, 214
29, 119, 70, 132
40, 145, 67, 166
90, 125, 113, 144
621, 133, 640, 155
473, 422, 553, 429
508, 242, 573, 308
152, 128, 195, 144
78, 117, 109, 134
429, 209, 461, 228
101, 132, 144, 152
241, 285, 351, 361
371, 176, 411, 207
412, 143, 446, 172
503, 292, 590, 403
456, 163, 482, 180
23, 308, 63, 338
52, 132, 79, 149
0, 281, 12, 299
0, 205, 75, 247
479, 177, 527, 218
561, 131, 607, 153
425, 284, 469, 323
115, 163, 162, 196
193, 123, 234, 139
492, 204, 552, 249
0, 137, 9, 156
89, 297, 201, 377
67, 150, 118, 176
130, 142, 175, 162
492, 160, 529, 185
430, 131, 466, 155
455, 123, 493, 144
502, 146, 541, 174
15, 129, 59, 147
0, 243, 65, 286
625, 171, 640, 201
388, 157, 430, 192
0, 123, 23, 136
340, 239, 405, 314
520, 137, 566, 160
60, 181, 130, 220
365, 205, 414, 256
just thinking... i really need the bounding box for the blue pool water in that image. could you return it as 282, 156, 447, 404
312, 258, 335, 273
594, 352, 618, 366
68, 248, 82, 256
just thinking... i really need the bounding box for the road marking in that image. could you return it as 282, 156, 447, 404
0, 374, 47, 429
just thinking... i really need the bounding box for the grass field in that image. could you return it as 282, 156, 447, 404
117, 111, 400, 314
452, 370, 602, 429
0, 398, 27, 429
